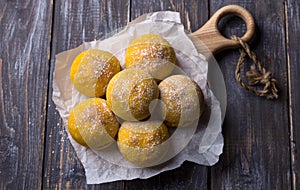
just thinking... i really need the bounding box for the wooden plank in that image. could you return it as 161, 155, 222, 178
131, 0, 209, 33
124, 162, 207, 190
209, 1, 291, 189
128, 1, 209, 189
286, 0, 300, 189
43, 0, 129, 189
0, 0, 52, 189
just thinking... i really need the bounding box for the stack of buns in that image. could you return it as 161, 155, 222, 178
68, 34, 205, 167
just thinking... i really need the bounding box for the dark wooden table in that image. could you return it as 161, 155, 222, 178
0, 0, 299, 189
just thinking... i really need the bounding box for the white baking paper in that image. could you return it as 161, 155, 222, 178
52, 11, 224, 184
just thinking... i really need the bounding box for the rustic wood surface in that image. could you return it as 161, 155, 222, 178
0, 0, 52, 189
44, 1, 129, 189
0, 0, 298, 189
209, 1, 291, 189
286, 0, 300, 188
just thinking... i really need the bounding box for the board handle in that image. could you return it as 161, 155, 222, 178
191, 5, 255, 56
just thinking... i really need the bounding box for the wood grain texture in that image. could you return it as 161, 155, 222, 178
43, 0, 129, 189
286, 0, 300, 189
209, 1, 291, 189
129, 1, 209, 189
0, 0, 295, 189
131, 0, 209, 33
0, 0, 52, 189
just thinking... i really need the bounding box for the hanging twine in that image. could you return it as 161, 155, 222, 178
231, 35, 278, 99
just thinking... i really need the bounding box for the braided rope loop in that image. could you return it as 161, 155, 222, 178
231, 35, 278, 99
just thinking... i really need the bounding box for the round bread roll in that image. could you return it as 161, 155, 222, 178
70, 49, 121, 97
158, 75, 205, 127
125, 34, 176, 80
106, 68, 159, 121
68, 98, 120, 150
117, 120, 169, 167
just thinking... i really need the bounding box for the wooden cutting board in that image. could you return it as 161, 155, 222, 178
191, 5, 255, 58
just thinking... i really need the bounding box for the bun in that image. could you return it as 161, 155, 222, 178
68, 98, 120, 150
125, 34, 176, 80
70, 49, 120, 97
117, 120, 169, 166
106, 68, 159, 121
158, 75, 205, 127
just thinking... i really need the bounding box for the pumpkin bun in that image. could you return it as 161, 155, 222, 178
117, 120, 169, 167
125, 34, 176, 80
70, 49, 121, 97
68, 98, 120, 150
106, 68, 159, 121
159, 75, 205, 127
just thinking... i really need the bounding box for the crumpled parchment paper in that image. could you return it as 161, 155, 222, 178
52, 11, 223, 184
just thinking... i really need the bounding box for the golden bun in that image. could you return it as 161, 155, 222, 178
106, 68, 159, 121
125, 34, 176, 80
117, 120, 169, 166
70, 49, 120, 97
158, 75, 205, 127
68, 98, 120, 150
